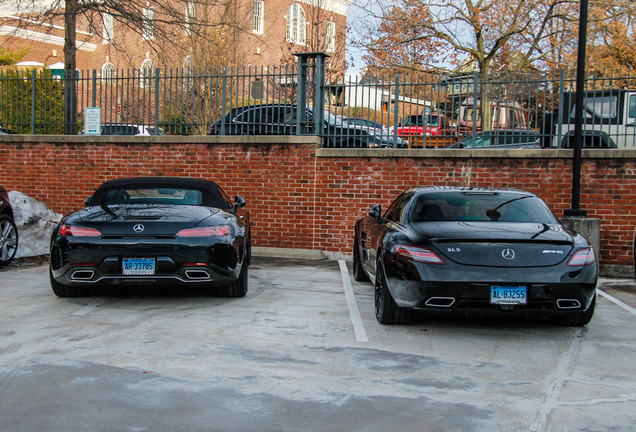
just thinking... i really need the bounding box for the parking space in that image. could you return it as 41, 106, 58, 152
0, 257, 635, 431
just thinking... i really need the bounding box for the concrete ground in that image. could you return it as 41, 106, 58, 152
0, 257, 635, 432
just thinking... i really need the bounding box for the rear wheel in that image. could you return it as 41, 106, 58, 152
549, 295, 596, 327
375, 257, 413, 324
0, 214, 18, 266
50, 266, 89, 297
352, 237, 369, 282
219, 265, 248, 298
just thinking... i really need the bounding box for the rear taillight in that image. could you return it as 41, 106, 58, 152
176, 225, 230, 237
395, 244, 445, 264
59, 225, 102, 237
567, 248, 596, 266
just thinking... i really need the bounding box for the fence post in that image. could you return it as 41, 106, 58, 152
154, 68, 160, 134
295, 55, 307, 135
220, 67, 227, 135
31, 70, 36, 134
556, 69, 565, 148
472, 71, 478, 140
92, 70, 97, 107
392, 75, 400, 148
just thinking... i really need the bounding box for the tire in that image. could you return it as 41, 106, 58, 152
49, 266, 89, 297
374, 257, 414, 324
353, 236, 369, 282
549, 295, 596, 327
0, 214, 18, 266
219, 265, 248, 298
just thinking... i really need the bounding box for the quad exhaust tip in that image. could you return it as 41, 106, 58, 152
556, 299, 581, 310
71, 270, 95, 280
185, 269, 211, 280
425, 297, 455, 308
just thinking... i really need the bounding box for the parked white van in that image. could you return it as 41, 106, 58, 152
551, 89, 636, 149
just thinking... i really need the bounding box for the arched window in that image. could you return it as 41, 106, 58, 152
140, 58, 154, 89
101, 62, 115, 82
286, 3, 306, 45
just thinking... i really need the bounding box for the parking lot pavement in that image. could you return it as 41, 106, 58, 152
0, 257, 635, 432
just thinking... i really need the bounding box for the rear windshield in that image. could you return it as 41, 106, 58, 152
102, 188, 203, 205
410, 192, 558, 224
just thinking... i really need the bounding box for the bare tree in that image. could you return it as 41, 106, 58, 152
351, 0, 634, 130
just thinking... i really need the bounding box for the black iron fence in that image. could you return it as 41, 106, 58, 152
1, 53, 636, 149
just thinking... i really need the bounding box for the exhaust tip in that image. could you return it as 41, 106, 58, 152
425, 297, 455, 308
556, 299, 581, 310
71, 270, 95, 280
185, 269, 211, 280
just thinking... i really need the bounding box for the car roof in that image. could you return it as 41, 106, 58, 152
87, 177, 229, 208
404, 186, 535, 197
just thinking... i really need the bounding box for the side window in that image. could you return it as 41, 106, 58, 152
217, 186, 233, 208
629, 95, 636, 119
384, 193, 412, 222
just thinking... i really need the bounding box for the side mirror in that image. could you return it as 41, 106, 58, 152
234, 195, 246, 208
84, 196, 93, 206
369, 204, 381, 219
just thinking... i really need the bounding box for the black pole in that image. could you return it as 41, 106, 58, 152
564, 0, 588, 217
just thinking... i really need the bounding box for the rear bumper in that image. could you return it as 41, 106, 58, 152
384, 258, 598, 316
50, 237, 244, 288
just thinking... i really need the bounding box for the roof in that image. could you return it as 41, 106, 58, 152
87, 177, 229, 208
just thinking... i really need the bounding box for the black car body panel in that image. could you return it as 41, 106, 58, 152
354, 187, 598, 325
49, 177, 250, 296
208, 103, 403, 148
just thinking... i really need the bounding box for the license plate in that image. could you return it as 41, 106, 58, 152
490, 285, 527, 305
122, 258, 156, 275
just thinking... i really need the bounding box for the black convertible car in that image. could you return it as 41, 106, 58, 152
49, 177, 250, 297
0, 185, 18, 266
353, 187, 598, 326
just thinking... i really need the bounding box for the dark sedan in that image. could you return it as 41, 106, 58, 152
49, 177, 250, 297
353, 187, 597, 326
450, 130, 541, 149
208, 104, 402, 148
0, 185, 18, 266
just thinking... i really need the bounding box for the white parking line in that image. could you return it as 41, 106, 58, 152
338, 260, 369, 343
597, 288, 636, 316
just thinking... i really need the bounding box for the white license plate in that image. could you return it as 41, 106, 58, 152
490, 285, 527, 305
122, 258, 156, 275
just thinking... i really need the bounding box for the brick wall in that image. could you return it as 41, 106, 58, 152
1, 136, 635, 274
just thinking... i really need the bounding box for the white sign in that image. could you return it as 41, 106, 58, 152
84, 107, 101, 135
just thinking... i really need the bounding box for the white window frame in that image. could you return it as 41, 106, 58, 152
101, 62, 115, 82
102, 12, 114, 44
253, 0, 264, 34
143, 7, 155, 40
326, 21, 335, 53
140, 58, 154, 89
286, 3, 306, 45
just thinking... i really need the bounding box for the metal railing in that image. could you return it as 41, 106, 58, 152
1, 54, 636, 149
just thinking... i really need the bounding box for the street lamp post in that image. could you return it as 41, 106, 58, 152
564, 0, 588, 217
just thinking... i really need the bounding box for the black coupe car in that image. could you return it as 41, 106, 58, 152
353, 187, 597, 326
0, 185, 18, 266
49, 177, 250, 297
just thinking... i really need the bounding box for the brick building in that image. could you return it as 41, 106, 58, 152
0, 0, 351, 75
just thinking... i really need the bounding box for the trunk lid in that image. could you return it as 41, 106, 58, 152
412, 221, 574, 267
71, 205, 229, 236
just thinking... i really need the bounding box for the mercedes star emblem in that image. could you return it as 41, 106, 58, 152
133, 224, 145, 233
502, 248, 516, 260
